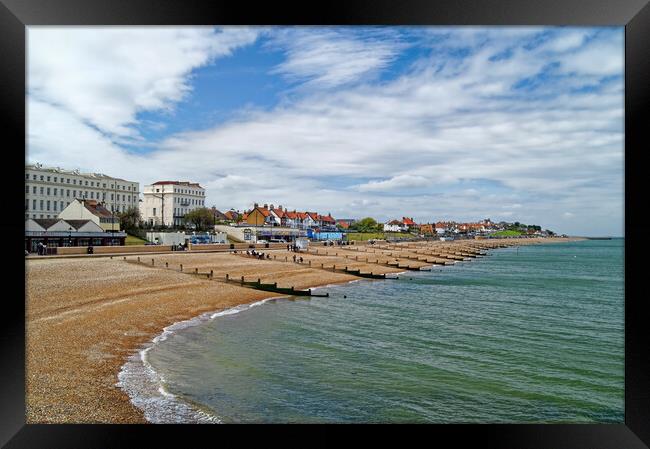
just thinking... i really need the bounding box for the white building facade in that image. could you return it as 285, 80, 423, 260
141, 181, 206, 226
25, 163, 139, 220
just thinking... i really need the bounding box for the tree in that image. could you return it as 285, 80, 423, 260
117, 207, 141, 233
184, 208, 214, 231
352, 217, 378, 233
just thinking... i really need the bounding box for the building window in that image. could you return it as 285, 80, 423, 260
67, 189, 70, 197
33, 175, 36, 180
73, 179, 76, 185
33, 200, 37, 209
60, 201, 64, 210
54, 188, 57, 196
90, 181, 94, 187
67, 178, 70, 184
73, 190, 76, 197
53, 202, 57, 211
47, 187, 50, 195
39, 200, 43, 210
103, 183, 106, 188
25, 199, 28, 210
111, 194, 114, 200
54, 177, 57, 183
47, 176, 50, 181
153, 208, 156, 216
102, 193, 106, 200
33, 186, 36, 194
85, 181, 88, 186
25, 174, 29, 180
122, 194, 125, 201
46, 201, 50, 211
90, 192, 94, 199
25, 185, 29, 194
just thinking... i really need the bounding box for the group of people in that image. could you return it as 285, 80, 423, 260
246, 249, 271, 260
292, 254, 304, 264
172, 242, 187, 251
36, 242, 47, 255
286, 244, 302, 252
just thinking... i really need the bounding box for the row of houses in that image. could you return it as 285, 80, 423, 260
213, 203, 338, 231
381, 217, 503, 235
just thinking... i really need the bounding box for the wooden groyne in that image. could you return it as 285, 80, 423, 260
223, 274, 329, 297
236, 252, 397, 280
307, 248, 432, 271
123, 255, 330, 297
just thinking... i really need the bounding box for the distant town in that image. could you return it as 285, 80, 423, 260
25, 163, 560, 253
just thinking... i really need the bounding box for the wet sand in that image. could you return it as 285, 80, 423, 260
25, 238, 572, 423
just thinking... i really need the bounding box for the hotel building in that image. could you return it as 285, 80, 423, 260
140, 181, 206, 227
25, 163, 140, 220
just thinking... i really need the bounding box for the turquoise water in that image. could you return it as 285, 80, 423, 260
143, 239, 624, 423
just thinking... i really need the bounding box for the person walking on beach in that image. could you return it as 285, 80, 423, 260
299, 256, 303, 263
293, 254, 297, 262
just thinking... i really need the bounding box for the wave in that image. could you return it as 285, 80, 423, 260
116, 297, 275, 424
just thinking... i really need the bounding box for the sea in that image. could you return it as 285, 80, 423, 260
117, 238, 625, 423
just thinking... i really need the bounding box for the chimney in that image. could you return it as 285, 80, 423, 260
254, 203, 258, 208
270, 204, 274, 210
263, 203, 268, 209
279, 205, 283, 211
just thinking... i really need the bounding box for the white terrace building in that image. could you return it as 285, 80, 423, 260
25, 163, 139, 220
140, 181, 206, 227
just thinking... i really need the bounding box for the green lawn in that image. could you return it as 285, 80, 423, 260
125, 234, 148, 245
491, 230, 523, 237
346, 232, 409, 241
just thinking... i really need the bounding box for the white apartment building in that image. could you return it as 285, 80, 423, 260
25, 163, 139, 220
141, 181, 206, 227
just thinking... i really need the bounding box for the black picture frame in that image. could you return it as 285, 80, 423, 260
2, 0, 648, 447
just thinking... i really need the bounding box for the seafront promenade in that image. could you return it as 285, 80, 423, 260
25, 237, 576, 423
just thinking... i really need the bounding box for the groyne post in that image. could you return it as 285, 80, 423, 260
166, 262, 168, 268
180, 264, 183, 272
152, 259, 154, 266
210, 270, 213, 279
226, 273, 229, 281
241, 276, 244, 285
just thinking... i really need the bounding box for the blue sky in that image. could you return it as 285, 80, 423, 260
27, 26, 624, 236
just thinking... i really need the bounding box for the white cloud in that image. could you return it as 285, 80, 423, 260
28, 26, 259, 138
269, 28, 403, 88
357, 174, 432, 192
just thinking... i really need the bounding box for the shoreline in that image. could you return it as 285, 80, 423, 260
116, 275, 369, 423
26, 238, 575, 423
